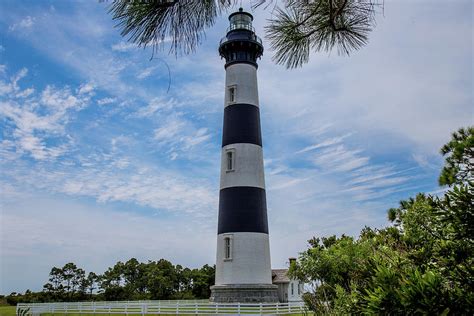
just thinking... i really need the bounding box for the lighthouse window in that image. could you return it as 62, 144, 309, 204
291, 283, 294, 295
228, 86, 236, 103
224, 236, 232, 260
226, 150, 235, 171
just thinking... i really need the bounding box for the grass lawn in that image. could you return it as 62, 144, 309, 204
0, 306, 16, 316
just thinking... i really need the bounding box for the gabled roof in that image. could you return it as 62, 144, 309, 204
272, 269, 290, 284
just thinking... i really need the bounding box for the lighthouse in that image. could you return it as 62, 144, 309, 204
210, 8, 279, 303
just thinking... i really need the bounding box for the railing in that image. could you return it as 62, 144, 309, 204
219, 34, 263, 46
227, 23, 255, 32
16, 300, 306, 315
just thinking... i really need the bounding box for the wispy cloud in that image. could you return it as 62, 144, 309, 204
9, 16, 35, 31
111, 41, 138, 52
97, 97, 116, 105
136, 66, 158, 80
3, 157, 216, 216
154, 117, 185, 143
152, 116, 212, 156
135, 97, 178, 117
312, 145, 369, 172
296, 133, 352, 154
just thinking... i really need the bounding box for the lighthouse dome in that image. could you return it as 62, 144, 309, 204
218, 8, 263, 68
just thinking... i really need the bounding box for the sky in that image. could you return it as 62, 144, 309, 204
0, 0, 472, 294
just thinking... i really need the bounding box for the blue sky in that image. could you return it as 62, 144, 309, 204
0, 0, 472, 294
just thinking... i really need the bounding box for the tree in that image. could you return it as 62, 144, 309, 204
61, 263, 86, 299
43, 267, 65, 300
190, 264, 215, 298
83, 272, 99, 298
108, 0, 382, 68
291, 126, 474, 315
439, 126, 474, 186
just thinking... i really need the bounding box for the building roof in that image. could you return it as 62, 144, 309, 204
272, 269, 290, 284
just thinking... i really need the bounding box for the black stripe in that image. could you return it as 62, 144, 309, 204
224, 60, 258, 69
218, 186, 268, 234
222, 103, 262, 147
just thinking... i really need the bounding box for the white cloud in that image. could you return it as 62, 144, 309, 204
97, 97, 116, 105
296, 133, 352, 154
152, 116, 212, 156
312, 145, 369, 172
16, 87, 34, 98
182, 128, 212, 149
154, 117, 185, 142
412, 153, 438, 170
9, 16, 35, 31
3, 156, 216, 216
0, 69, 90, 161
77, 82, 95, 95
135, 97, 178, 117
136, 66, 157, 80
0, 67, 29, 95
111, 41, 138, 52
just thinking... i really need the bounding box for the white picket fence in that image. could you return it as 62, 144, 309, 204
16, 300, 307, 315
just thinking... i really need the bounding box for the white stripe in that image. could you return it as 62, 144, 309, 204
220, 143, 265, 189
215, 232, 272, 285
225, 63, 259, 107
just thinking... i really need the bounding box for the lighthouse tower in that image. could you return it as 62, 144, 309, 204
210, 8, 279, 303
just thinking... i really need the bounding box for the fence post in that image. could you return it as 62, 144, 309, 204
259, 303, 262, 315
194, 302, 198, 315
176, 302, 179, 315
237, 302, 241, 315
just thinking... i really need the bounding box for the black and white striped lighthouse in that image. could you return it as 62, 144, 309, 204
210, 8, 279, 303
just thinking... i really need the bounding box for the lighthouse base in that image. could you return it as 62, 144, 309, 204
210, 284, 279, 303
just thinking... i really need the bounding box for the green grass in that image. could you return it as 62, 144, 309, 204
0, 306, 16, 316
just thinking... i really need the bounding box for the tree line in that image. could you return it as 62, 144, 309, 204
290, 127, 473, 315
5, 259, 215, 305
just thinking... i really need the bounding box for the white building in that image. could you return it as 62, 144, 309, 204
272, 269, 304, 303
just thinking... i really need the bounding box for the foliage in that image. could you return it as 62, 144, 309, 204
439, 126, 474, 186
291, 126, 474, 315
266, 0, 380, 68
108, 0, 382, 68
5, 259, 215, 305
108, 0, 233, 57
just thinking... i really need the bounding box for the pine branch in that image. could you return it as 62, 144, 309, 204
108, 0, 234, 57
266, 0, 382, 68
